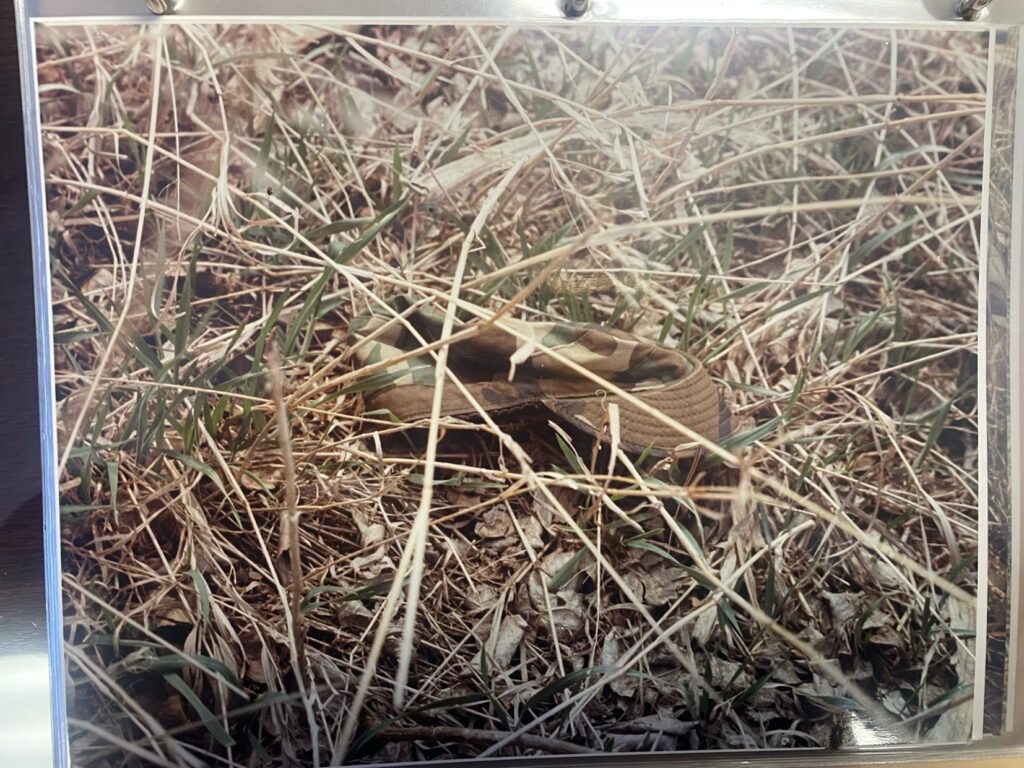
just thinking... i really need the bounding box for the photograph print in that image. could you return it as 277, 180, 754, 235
34, 21, 992, 766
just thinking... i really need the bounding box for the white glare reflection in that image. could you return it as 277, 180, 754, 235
843, 711, 904, 746
0, 654, 55, 767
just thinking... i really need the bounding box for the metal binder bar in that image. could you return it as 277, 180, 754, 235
20, 0, 1024, 24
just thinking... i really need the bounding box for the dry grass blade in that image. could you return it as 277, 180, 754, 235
266, 340, 319, 766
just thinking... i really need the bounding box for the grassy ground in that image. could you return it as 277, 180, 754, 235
38, 23, 989, 766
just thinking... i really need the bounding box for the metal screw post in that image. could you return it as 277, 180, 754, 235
956, 0, 994, 21
144, 0, 182, 14
562, 0, 590, 18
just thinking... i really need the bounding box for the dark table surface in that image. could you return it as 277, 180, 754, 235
0, 1, 57, 767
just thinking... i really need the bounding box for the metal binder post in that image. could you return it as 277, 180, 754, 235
561, 0, 589, 18
957, 0, 994, 20
144, 0, 182, 14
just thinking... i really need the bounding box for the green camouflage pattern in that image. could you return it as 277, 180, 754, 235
347, 296, 734, 456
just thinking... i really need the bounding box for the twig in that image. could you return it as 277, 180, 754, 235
267, 341, 306, 667
267, 339, 316, 764
375, 725, 596, 755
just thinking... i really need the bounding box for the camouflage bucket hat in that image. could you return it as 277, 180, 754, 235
347, 297, 735, 457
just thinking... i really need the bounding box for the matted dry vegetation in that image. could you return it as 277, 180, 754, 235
38, 22, 989, 767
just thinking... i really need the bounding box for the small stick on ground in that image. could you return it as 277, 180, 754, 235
267, 340, 308, 685
375, 726, 597, 755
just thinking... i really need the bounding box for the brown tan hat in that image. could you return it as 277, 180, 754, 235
347, 297, 735, 457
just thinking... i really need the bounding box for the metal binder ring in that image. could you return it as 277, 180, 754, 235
956, 0, 994, 20
562, 0, 590, 18
144, 0, 182, 14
